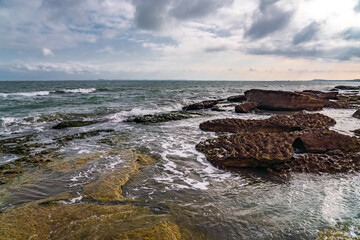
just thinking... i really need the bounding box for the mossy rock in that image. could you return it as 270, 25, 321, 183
52, 120, 100, 129
353, 109, 360, 119
318, 222, 360, 240
126, 111, 205, 124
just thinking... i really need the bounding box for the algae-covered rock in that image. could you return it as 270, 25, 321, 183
52, 120, 100, 129
318, 222, 360, 240
126, 111, 205, 124
82, 152, 157, 202
0, 150, 208, 240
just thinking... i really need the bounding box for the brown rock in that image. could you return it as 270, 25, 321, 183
294, 130, 360, 153
302, 90, 338, 100
227, 95, 246, 102
199, 112, 336, 133
196, 132, 296, 168
244, 89, 328, 111
268, 151, 360, 178
182, 100, 218, 111
235, 102, 258, 113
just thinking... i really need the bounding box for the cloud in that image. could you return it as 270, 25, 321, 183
41, 48, 54, 57
133, 0, 169, 30
204, 46, 228, 53
343, 28, 360, 40
355, 1, 360, 12
247, 45, 360, 61
244, 0, 293, 40
170, 0, 233, 20
10, 62, 99, 74
133, 0, 234, 30
292, 22, 321, 45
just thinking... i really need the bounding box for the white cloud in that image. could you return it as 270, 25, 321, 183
10, 62, 99, 74
41, 48, 54, 57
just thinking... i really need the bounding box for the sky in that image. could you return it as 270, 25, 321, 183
0, 0, 360, 80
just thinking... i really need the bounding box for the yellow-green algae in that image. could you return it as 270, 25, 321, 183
0, 150, 209, 240
318, 222, 360, 240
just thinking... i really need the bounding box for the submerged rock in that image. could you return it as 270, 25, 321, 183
244, 89, 328, 111
200, 112, 335, 133
227, 95, 246, 102
211, 106, 226, 112
182, 100, 218, 111
334, 85, 360, 90
353, 109, 360, 119
126, 111, 205, 124
52, 120, 100, 129
0, 149, 209, 240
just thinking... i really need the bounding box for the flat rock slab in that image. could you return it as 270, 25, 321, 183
200, 112, 336, 133
244, 89, 328, 111
268, 152, 360, 178
196, 132, 296, 168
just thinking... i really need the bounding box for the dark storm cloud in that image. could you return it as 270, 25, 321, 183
133, 0, 234, 30
343, 28, 360, 40
244, 0, 293, 40
292, 22, 320, 45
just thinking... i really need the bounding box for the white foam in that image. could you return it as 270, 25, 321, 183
108, 104, 183, 123
0, 91, 51, 98
62, 88, 96, 94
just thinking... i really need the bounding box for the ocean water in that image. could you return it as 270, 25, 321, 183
1, 80, 360, 239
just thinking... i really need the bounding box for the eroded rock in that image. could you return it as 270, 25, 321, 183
52, 120, 100, 129
301, 90, 338, 100
227, 95, 246, 102
196, 132, 296, 168
268, 151, 360, 178
182, 100, 218, 111
244, 89, 328, 111
126, 111, 204, 123
200, 112, 335, 133
235, 102, 258, 113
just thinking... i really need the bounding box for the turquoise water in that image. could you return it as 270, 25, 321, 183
1, 80, 360, 239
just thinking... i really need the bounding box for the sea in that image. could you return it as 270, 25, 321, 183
0, 80, 359, 239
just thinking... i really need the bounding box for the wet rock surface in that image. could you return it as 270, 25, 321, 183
200, 112, 335, 133
182, 100, 219, 111
52, 120, 100, 129
353, 109, 360, 119
333, 85, 360, 90
196, 132, 296, 168
227, 95, 246, 102
269, 152, 360, 178
0, 129, 115, 185
126, 111, 205, 123
235, 102, 258, 113
196, 111, 360, 178
244, 89, 329, 111
301, 90, 338, 100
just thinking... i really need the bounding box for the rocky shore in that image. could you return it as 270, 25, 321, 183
191, 88, 360, 179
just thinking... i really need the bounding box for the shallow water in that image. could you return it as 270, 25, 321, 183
0, 80, 360, 239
